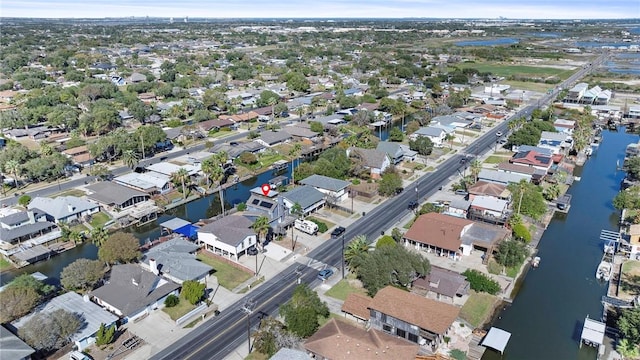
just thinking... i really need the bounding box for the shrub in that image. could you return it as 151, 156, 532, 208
308, 218, 328, 233
462, 269, 501, 295
18, 195, 31, 206
237, 202, 247, 211
512, 223, 532, 243
239, 152, 257, 165
487, 259, 502, 275
351, 179, 361, 185
164, 294, 179, 308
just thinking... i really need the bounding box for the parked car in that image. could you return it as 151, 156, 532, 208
318, 269, 334, 281
247, 247, 258, 256
455, 189, 469, 196
331, 226, 346, 238
70, 351, 92, 360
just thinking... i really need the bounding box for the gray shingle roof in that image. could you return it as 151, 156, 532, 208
259, 131, 291, 145
0, 325, 34, 359
351, 148, 388, 169
85, 182, 150, 207
299, 174, 350, 192
198, 215, 255, 246
28, 196, 99, 221
141, 238, 212, 282
376, 141, 402, 158
91, 264, 180, 317
281, 185, 325, 210
0, 221, 57, 244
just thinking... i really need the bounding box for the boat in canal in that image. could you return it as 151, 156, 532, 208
595, 259, 612, 281
531, 256, 541, 268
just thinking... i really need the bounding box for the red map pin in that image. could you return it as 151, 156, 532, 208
261, 184, 271, 196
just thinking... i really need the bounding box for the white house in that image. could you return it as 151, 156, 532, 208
197, 215, 257, 260
28, 196, 100, 224
115, 172, 172, 195
299, 175, 351, 203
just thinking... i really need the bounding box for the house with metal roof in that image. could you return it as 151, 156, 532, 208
28, 196, 100, 224
145, 162, 200, 177
197, 215, 257, 261
283, 125, 319, 140
299, 174, 351, 203
85, 182, 151, 210
478, 169, 530, 185
10, 291, 118, 351
255, 131, 292, 147
280, 185, 326, 215
91, 264, 180, 322
115, 172, 172, 195
0, 325, 35, 360
140, 237, 211, 284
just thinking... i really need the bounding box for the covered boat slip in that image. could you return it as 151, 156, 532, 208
580, 316, 605, 349
481, 327, 512, 355
160, 217, 199, 239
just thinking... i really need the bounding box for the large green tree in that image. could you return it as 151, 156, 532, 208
0, 274, 53, 323
508, 180, 547, 220
495, 239, 529, 268
377, 167, 403, 197
279, 284, 329, 338
98, 232, 141, 264
618, 307, 640, 346
409, 136, 433, 156
19, 309, 82, 351
60, 258, 105, 290
181, 280, 206, 305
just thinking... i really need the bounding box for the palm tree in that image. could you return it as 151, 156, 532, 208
90, 226, 109, 247
617, 338, 640, 359
252, 215, 271, 246
122, 150, 139, 169
171, 168, 190, 200
288, 143, 302, 185
267, 97, 277, 122
470, 159, 482, 182
344, 235, 369, 275
444, 133, 456, 149
4, 159, 20, 187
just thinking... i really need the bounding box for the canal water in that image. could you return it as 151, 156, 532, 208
0, 163, 294, 285
482, 129, 638, 360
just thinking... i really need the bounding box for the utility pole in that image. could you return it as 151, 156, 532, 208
341, 234, 345, 280
140, 134, 145, 160
241, 299, 256, 354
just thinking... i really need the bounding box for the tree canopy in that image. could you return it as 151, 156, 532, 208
279, 284, 329, 338
60, 258, 105, 290
508, 180, 547, 220
98, 232, 141, 264
19, 309, 82, 351
409, 136, 433, 156
181, 280, 206, 305
495, 239, 529, 268
377, 167, 403, 197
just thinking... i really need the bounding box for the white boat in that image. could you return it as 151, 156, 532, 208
584, 148, 593, 156
532, 256, 541, 268
596, 261, 612, 281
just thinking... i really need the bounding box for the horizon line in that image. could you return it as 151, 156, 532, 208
2, 16, 639, 20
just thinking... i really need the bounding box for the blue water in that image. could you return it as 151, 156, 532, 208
576, 41, 639, 48
526, 32, 561, 38
483, 129, 638, 360
0, 163, 294, 284
456, 38, 519, 47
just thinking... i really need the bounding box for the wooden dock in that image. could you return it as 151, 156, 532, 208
467, 331, 487, 360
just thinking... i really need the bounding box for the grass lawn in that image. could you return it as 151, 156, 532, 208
0, 256, 13, 271
196, 253, 252, 290
163, 298, 197, 321
89, 212, 111, 228
245, 352, 269, 360
620, 260, 640, 298
70, 223, 88, 233
325, 278, 368, 301
460, 290, 498, 328
456, 63, 573, 79
52, 189, 87, 198
484, 155, 510, 164
503, 80, 556, 93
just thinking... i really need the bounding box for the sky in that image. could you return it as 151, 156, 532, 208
1, 0, 638, 20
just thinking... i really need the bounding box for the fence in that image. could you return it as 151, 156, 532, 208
175, 303, 207, 326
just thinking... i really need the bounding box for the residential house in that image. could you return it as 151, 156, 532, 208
255, 131, 292, 148
368, 286, 460, 351
91, 264, 180, 322
410, 126, 448, 146
197, 215, 258, 260
412, 265, 470, 303
467, 181, 511, 200
138, 92, 157, 103
628, 106, 640, 119
553, 119, 576, 134
280, 185, 326, 215
468, 195, 510, 225
12, 292, 118, 351
348, 148, 391, 179
219, 111, 259, 123
403, 212, 474, 259
62, 145, 92, 166
510, 150, 553, 173
270, 348, 312, 360
538, 131, 571, 154
129, 72, 147, 83
140, 237, 212, 284
299, 174, 351, 203
626, 224, 640, 259
496, 162, 537, 183
28, 196, 100, 224
478, 169, 530, 186
115, 172, 172, 195
145, 162, 200, 178
197, 118, 235, 132
283, 125, 319, 141
0, 210, 58, 252
564, 83, 588, 104
341, 293, 373, 323
4, 126, 51, 141
376, 141, 404, 165
442, 198, 471, 218
304, 318, 419, 360
0, 325, 35, 360
85, 182, 151, 210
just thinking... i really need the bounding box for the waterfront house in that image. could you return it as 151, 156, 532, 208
91, 263, 180, 322
255, 131, 292, 148
145, 162, 200, 178
299, 174, 351, 203
140, 237, 212, 284
553, 119, 576, 134
347, 148, 391, 179
410, 126, 448, 146
10, 291, 118, 351
0, 325, 35, 360
468, 195, 510, 225
467, 181, 511, 200
538, 131, 572, 154
115, 172, 172, 195
28, 196, 101, 224
368, 286, 460, 352
280, 185, 326, 216
304, 318, 419, 360
376, 141, 404, 165
283, 125, 319, 141
0, 210, 58, 252
479, 169, 530, 186
197, 215, 258, 260
85, 182, 151, 210
625, 224, 640, 259
403, 212, 474, 259
510, 150, 553, 172
411, 265, 470, 304
496, 163, 536, 182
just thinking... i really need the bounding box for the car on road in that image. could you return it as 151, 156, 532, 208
408, 200, 419, 210
331, 226, 346, 238
495, 131, 503, 137
318, 269, 334, 281
229, 141, 239, 146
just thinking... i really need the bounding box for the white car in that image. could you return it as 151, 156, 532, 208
70, 351, 92, 360
496, 131, 503, 137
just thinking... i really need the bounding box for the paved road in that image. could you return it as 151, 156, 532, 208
150, 56, 607, 360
